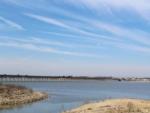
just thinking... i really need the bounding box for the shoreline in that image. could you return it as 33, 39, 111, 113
1, 74, 150, 82
64, 99, 150, 113
0, 84, 48, 109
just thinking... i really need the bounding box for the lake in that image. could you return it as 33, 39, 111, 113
1, 80, 150, 113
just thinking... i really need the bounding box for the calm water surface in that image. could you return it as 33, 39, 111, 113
1, 80, 150, 113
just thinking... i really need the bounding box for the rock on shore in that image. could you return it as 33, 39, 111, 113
64, 99, 150, 113
0, 84, 48, 109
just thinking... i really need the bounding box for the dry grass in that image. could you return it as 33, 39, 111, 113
64, 99, 150, 113
0, 84, 48, 109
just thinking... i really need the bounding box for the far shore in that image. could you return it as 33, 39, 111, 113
0, 84, 48, 109
64, 99, 150, 113
1, 74, 150, 82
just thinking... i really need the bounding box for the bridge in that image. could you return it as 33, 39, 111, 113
0, 75, 71, 82
0, 74, 116, 82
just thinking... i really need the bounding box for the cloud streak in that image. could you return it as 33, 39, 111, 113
2, 0, 146, 57
68, 0, 150, 21
25, 13, 70, 29
0, 36, 103, 49
25, 13, 122, 42
0, 38, 99, 57
24, 13, 86, 33
0, 16, 24, 30
92, 21, 150, 46
7, 0, 150, 47
24, 13, 150, 55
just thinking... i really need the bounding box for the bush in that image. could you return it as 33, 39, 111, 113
127, 102, 135, 112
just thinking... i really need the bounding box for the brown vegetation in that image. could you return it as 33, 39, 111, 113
64, 99, 150, 113
0, 84, 48, 109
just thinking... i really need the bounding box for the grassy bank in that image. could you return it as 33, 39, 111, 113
64, 99, 150, 113
0, 84, 48, 109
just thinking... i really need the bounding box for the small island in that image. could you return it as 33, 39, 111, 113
0, 84, 48, 109
64, 99, 150, 113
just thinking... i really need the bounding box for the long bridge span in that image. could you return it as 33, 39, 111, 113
0, 74, 116, 82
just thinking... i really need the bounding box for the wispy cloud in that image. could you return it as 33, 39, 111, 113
3, 0, 49, 10
0, 16, 24, 30
0, 36, 102, 49
108, 41, 150, 54
24, 7, 150, 49
0, 38, 99, 57
24, 13, 85, 32
92, 21, 150, 46
25, 13, 121, 42
68, 0, 150, 21
25, 13, 70, 29
51, 8, 150, 48
24, 13, 150, 54
8, 0, 150, 46
5, 0, 150, 21
8, 1, 148, 56
1, 0, 150, 76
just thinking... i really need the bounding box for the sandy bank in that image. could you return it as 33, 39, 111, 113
0, 84, 48, 109
64, 99, 150, 113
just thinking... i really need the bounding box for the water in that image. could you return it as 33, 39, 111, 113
1, 80, 150, 113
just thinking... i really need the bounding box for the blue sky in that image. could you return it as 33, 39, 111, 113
0, 0, 150, 77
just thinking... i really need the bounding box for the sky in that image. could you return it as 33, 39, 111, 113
0, 0, 150, 77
